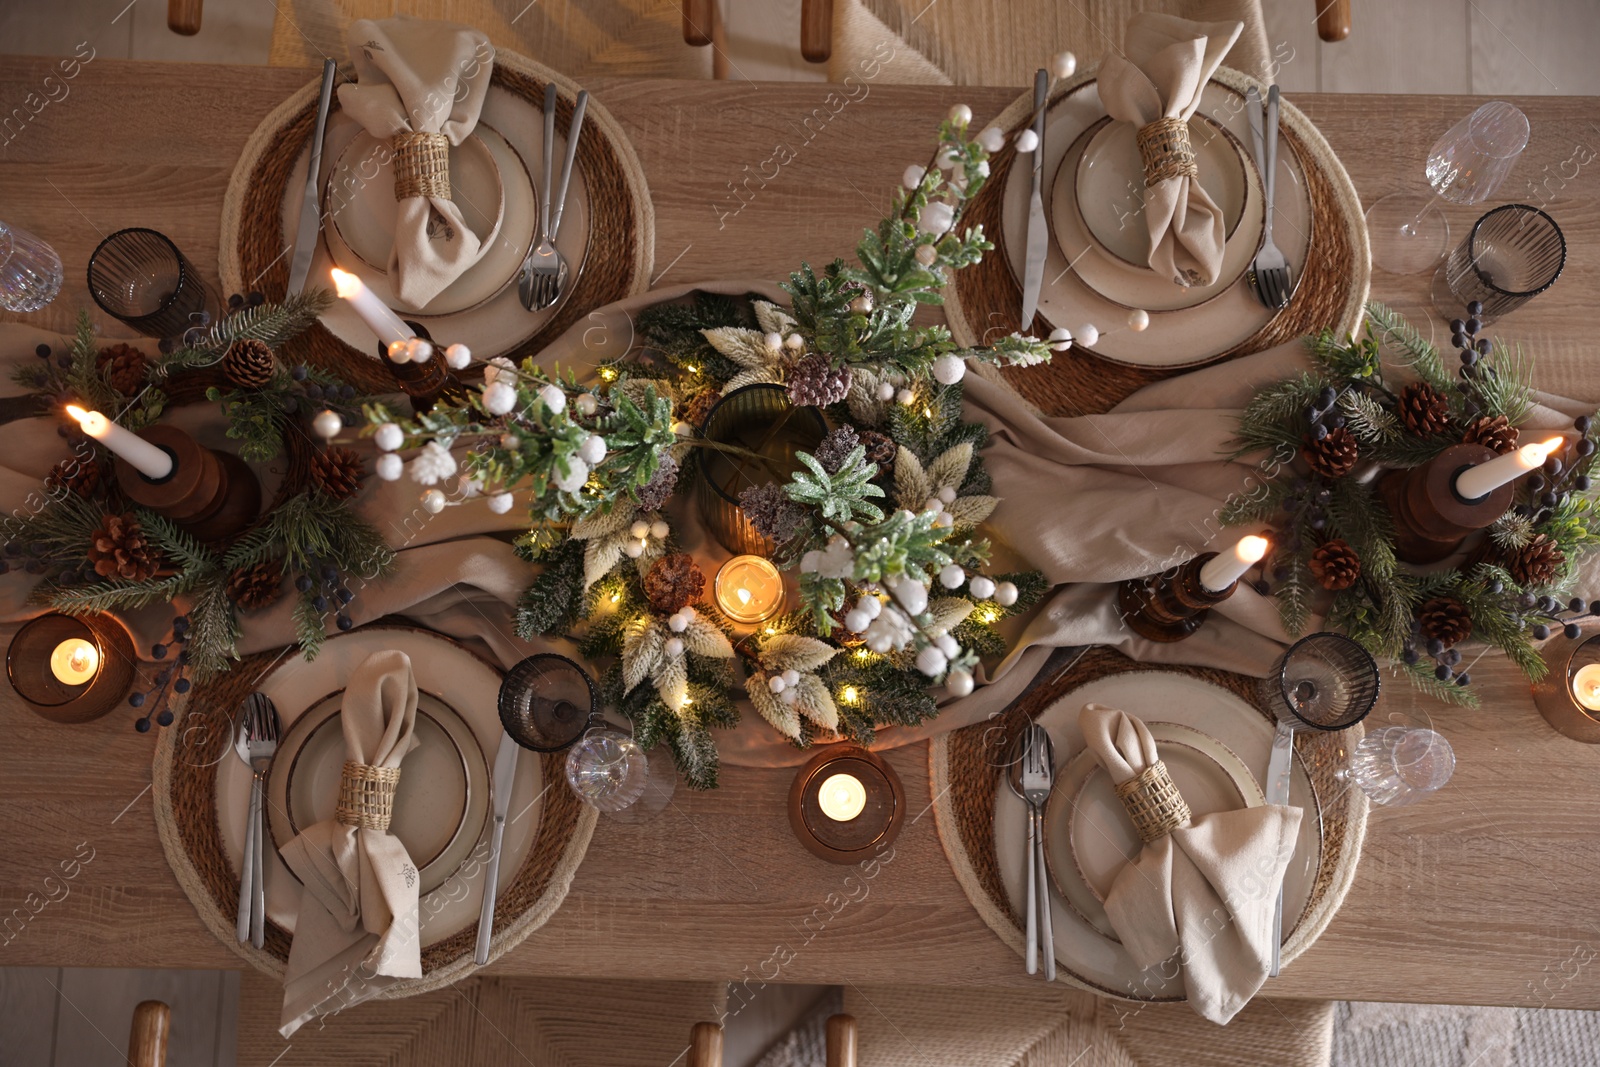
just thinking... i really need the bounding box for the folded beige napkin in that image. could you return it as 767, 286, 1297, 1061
338, 17, 495, 309
1097, 14, 1243, 288
278, 649, 422, 1036
1079, 701, 1300, 1024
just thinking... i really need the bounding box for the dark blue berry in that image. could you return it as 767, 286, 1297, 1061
1490, 581, 1504, 594
1402, 647, 1420, 665
337, 614, 354, 631
1576, 415, 1592, 433
174, 678, 190, 694
291, 365, 309, 381
54, 354, 71, 368
172, 616, 189, 633
1426, 637, 1445, 656
1542, 492, 1559, 508
296, 574, 314, 593
1577, 476, 1591, 491
340, 384, 356, 400
1461, 350, 1479, 366
1456, 673, 1471, 687
1444, 648, 1462, 666
1466, 317, 1482, 335
1467, 300, 1484, 316
156, 710, 173, 727
151, 643, 167, 659
1521, 592, 1539, 608
1572, 597, 1586, 613
1476, 338, 1492, 355
305, 383, 324, 400
1252, 579, 1271, 595
135, 717, 151, 733
1313, 424, 1328, 441
1529, 475, 1546, 492
321, 564, 338, 582
228, 293, 244, 308
176, 650, 190, 666
129, 692, 146, 707
1319, 386, 1337, 405
154, 671, 170, 686
1546, 457, 1564, 476
34, 343, 50, 358
1533, 624, 1552, 640
312, 595, 328, 612
1435, 664, 1453, 681
1579, 439, 1596, 457
1567, 623, 1584, 639
1449, 318, 1466, 336
1591, 600, 1600, 616
336, 588, 353, 604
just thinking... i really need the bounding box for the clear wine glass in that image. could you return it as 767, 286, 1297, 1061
1367, 101, 1530, 275
565, 727, 650, 812
1339, 726, 1455, 806
0, 221, 63, 312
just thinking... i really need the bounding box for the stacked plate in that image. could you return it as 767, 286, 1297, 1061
215, 627, 543, 948
278, 86, 591, 359
1004, 79, 1312, 368
991, 671, 1323, 999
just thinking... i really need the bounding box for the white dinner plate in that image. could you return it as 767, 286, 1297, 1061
992, 671, 1322, 1000
266, 688, 491, 898
216, 627, 543, 948
1002, 78, 1311, 367
1044, 721, 1264, 940
1076, 115, 1249, 272
279, 86, 590, 360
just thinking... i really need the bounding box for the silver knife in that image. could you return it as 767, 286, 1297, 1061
1264, 717, 1295, 977
1244, 86, 1266, 176
286, 59, 337, 297
474, 731, 521, 965
1019, 67, 1049, 332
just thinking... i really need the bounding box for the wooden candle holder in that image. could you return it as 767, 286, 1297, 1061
1377, 443, 1515, 564
380, 321, 466, 414
113, 424, 261, 545
1118, 553, 1237, 643
788, 744, 904, 864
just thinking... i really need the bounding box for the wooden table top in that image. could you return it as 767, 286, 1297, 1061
2, 57, 1599, 1009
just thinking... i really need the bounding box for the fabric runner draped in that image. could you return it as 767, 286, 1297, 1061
0, 281, 1587, 766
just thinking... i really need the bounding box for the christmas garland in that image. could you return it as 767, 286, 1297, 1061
1226, 301, 1600, 705
363, 110, 1053, 787
2, 293, 396, 726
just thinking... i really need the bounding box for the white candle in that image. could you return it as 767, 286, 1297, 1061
817, 772, 867, 821
1573, 663, 1600, 712
65, 405, 174, 480
1455, 437, 1565, 501
1199, 534, 1270, 593
330, 268, 414, 350
49, 637, 99, 686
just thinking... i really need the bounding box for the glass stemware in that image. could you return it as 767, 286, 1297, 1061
497, 653, 598, 751
1265, 632, 1381, 732
565, 727, 651, 812
1340, 726, 1455, 806
0, 221, 63, 312
1367, 101, 1530, 275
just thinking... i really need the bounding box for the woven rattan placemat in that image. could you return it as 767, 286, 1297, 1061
930, 646, 1367, 1000
947, 66, 1370, 417
152, 630, 596, 996
218, 48, 655, 395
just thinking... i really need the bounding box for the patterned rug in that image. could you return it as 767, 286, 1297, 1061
1333, 1001, 1600, 1067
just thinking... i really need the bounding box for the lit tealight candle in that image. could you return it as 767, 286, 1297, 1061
817, 772, 867, 822
1198, 534, 1270, 593
65, 405, 174, 480
330, 267, 415, 350
714, 555, 784, 624
49, 637, 99, 686
1573, 663, 1600, 711
1455, 436, 1564, 501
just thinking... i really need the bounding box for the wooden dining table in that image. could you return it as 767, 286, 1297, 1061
1, 55, 1598, 1011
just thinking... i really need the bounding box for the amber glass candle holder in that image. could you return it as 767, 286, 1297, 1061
7, 612, 137, 724
788, 745, 905, 864
695, 384, 826, 555
1532, 623, 1600, 743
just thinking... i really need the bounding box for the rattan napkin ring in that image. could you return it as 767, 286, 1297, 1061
337, 760, 402, 831
393, 131, 452, 202
1113, 759, 1192, 843
1136, 116, 1198, 187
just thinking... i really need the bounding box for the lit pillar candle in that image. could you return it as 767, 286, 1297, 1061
65, 405, 174, 480
1573, 663, 1600, 711
1198, 534, 1270, 593
714, 555, 784, 624
1455, 437, 1565, 501
817, 771, 867, 821
330, 267, 414, 350
49, 637, 99, 686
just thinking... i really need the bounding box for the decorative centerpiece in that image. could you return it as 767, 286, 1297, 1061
1228, 301, 1600, 703
1, 293, 396, 727
363, 109, 1052, 786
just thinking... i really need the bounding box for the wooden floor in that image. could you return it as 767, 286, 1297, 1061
1, 0, 1598, 95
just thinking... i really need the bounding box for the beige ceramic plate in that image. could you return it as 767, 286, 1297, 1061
324, 124, 536, 319
1002, 78, 1310, 367
215, 627, 543, 949
1043, 721, 1263, 940
1075, 115, 1248, 271
992, 671, 1322, 1000
266, 688, 490, 898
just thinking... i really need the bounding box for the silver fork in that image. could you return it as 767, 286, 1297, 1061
1248, 85, 1292, 309
242, 692, 280, 949
518, 86, 588, 311
1021, 723, 1056, 981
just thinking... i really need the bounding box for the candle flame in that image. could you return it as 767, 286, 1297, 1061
1239, 535, 1270, 563
64, 405, 106, 435
737, 587, 751, 606
1525, 437, 1565, 463
329, 267, 364, 299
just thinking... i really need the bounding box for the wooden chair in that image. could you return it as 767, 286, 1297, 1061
127, 1001, 171, 1067
689, 1013, 858, 1067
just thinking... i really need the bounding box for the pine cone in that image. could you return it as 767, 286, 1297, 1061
681, 389, 721, 430
785, 353, 852, 408
222, 338, 275, 389
227, 560, 284, 612
1309, 539, 1362, 590
88, 512, 159, 582
1418, 596, 1473, 648
96, 343, 149, 396
739, 482, 805, 543
1501, 533, 1565, 587
634, 454, 680, 512
45, 458, 102, 498
1399, 381, 1452, 436
1304, 426, 1358, 479
858, 429, 896, 475
812, 426, 860, 473
1462, 414, 1519, 455
311, 446, 365, 500
643, 552, 705, 615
